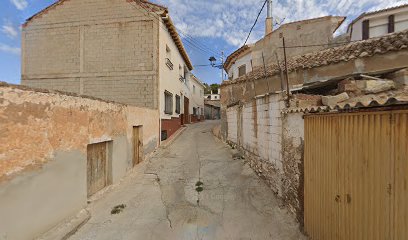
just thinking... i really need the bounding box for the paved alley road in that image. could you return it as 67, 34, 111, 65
69, 121, 306, 240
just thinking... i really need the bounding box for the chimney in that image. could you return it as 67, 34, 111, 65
265, 0, 273, 35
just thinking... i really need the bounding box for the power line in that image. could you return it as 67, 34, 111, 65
243, 0, 268, 47
128, 1, 220, 58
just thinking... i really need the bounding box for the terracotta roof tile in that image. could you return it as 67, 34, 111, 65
287, 88, 408, 113
223, 30, 408, 86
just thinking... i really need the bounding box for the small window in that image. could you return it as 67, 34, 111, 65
238, 65, 246, 77
165, 45, 173, 70
388, 15, 395, 33
362, 20, 369, 40
175, 95, 181, 114
193, 107, 197, 115
214, 96, 218, 99
166, 45, 171, 58
164, 91, 173, 115
193, 85, 196, 94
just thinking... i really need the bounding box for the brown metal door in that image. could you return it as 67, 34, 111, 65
133, 126, 143, 166
392, 111, 408, 240
305, 111, 394, 240
87, 142, 107, 197
304, 115, 340, 240
184, 97, 190, 124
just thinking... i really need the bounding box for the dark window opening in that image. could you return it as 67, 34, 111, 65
164, 91, 173, 114
362, 20, 370, 40
388, 15, 395, 33
238, 65, 246, 77
175, 95, 181, 114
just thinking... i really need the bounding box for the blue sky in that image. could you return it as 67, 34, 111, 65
1, 0, 407, 85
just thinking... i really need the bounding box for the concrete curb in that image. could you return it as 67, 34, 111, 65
36, 209, 91, 240
160, 126, 187, 148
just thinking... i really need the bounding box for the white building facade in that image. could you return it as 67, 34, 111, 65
348, 4, 408, 41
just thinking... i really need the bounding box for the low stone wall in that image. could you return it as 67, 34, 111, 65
0, 83, 160, 240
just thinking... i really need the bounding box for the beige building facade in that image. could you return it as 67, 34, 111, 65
21, 0, 196, 140
225, 16, 345, 80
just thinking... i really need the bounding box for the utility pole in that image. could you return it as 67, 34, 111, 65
282, 37, 290, 103
221, 51, 225, 82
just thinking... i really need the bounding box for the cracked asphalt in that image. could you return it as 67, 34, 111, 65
69, 121, 306, 240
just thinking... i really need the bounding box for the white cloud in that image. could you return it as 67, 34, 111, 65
153, 0, 408, 47
2, 21, 19, 39
0, 43, 21, 55
10, 0, 28, 10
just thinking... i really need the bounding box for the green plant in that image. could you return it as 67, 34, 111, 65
111, 204, 126, 215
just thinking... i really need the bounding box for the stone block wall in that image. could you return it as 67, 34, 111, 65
224, 93, 305, 220
21, 0, 159, 109
226, 94, 287, 196
0, 82, 160, 240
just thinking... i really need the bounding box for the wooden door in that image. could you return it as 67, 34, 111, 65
184, 97, 190, 124
87, 142, 107, 197
133, 126, 143, 166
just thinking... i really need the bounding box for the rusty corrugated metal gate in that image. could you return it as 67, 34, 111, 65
304, 109, 408, 240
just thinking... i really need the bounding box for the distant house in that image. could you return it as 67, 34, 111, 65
347, 4, 408, 41
204, 100, 220, 120
205, 89, 221, 100
189, 75, 205, 122
224, 15, 345, 80
21, 0, 198, 140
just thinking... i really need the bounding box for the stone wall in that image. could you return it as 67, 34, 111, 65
21, 0, 159, 109
225, 94, 286, 195
0, 82, 160, 240
282, 112, 305, 223
224, 94, 305, 221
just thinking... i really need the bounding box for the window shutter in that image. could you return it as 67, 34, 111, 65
388, 15, 395, 33
362, 20, 369, 40
238, 65, 246, 77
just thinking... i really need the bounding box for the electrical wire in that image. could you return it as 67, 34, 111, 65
127, 1, 221, 58
242, 0, 268, 47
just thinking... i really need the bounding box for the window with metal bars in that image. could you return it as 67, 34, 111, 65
164, 91, 173, 115
175, 95, 181, 114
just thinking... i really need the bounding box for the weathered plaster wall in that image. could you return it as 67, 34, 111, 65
282, 112, 305, 223
0, 83, 159, 240
21, 0, 159, 109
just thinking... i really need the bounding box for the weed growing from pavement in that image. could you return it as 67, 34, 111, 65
111, 204, 126, 214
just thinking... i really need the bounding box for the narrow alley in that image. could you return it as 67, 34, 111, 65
69, 121, 305, 240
